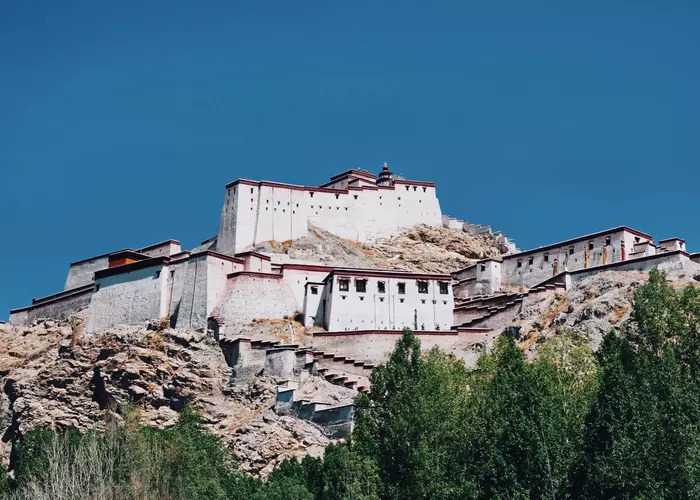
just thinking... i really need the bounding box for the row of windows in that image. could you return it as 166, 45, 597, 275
337, 295, 448, 305
335, 279, 449, 295
515, 236, 628, 268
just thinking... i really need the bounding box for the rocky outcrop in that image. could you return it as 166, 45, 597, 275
255, 224, 504, 274
0, 320, 354, 476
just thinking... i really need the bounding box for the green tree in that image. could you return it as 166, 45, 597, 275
575, 269, 700, 498
321, 442, 380, 500
354, 328, 474, 499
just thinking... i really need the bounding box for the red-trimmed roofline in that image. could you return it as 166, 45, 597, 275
659, 237, 686, 243
503, 227, 654, 261
226, 178, 347, 194
137, 239, 181, 253
68, 248, 134, 266
323, 268, 451, 281
108, 250, 150, 262
281, 263, 337, 273
226, 271, 283, 279
189, 250, 245, 264
235, 251, 271, 261
10, 285, 94, 314
95, 256, 170, 279
393, 179, 436, 187
31, 283, 96, 305
328, 169, 376, 182
314, 330, 458, 337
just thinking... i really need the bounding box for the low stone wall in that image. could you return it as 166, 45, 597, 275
568, 250, 689, 285
313, 330, 491, 366
275, 388, 354, 439
9, 285, 93, 326
219, 339, 267, 385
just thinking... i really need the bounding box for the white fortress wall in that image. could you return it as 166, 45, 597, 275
217, 173, 442, 255
8, 285, 94, 326
165, 256, 190, 323
567, 250, 690, 285
216, 272, 297, 330
206, 254, 237, 316
87, 259, 170, 334
502, 227, 652, 289
175, 252, 241, 331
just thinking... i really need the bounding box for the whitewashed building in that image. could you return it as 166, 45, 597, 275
216, 164, 442, 255
303, 268, 453, 332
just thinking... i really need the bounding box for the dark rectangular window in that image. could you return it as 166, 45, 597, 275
377, 281, 386, 293
480, 264, 486, 272
517, 260, 522, 268
589, 241, 594, 250
417, 281, 428, 294
569, 246, 574, 255
439, 282, 448, 295
528, 256, 534, 266
310, 286, 318, 295
544, 254, 549, 263
398, 282, 406, 294
338, 279, 349, 292
605, 236, 611, 246
355, 280, 367, 293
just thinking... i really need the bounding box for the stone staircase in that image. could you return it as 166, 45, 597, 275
310, 349, 373, 393
275, 381, 355, 438
219, 337, 371, 393
452, 283, 566, 330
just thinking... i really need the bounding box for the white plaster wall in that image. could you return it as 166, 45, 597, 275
166, 260, 189, 322
206, 256, 235, 316
281, 267, 333, 311
502, 229, 649, 289
64, 256, 109, 290
217, 178, 443, 255
176, 255, 209, 330
324, 275, 453, 332
569, 252, 689, 285
302, 283, 324, 328
217, 274, 298, 331
87, 264, 168, 334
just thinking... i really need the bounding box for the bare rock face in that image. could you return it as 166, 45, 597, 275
516, 263, 700, 354
255, 224, 504, 274
0, 320, 347, 476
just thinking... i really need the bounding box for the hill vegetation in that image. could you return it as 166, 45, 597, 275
3, 269, 700, 498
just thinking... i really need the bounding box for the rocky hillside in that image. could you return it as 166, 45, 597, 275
0, 320, 354, 477
255, 224, 506, 273
515, 264, 700, 355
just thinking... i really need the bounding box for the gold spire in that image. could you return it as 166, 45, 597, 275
383, 162, 388, 171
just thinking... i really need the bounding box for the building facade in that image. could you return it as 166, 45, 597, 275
216, 165, 442, 256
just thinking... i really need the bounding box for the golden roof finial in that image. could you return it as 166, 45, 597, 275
383, 162, 388, 171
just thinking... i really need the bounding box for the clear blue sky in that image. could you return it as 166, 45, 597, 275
1, 1, 698, 319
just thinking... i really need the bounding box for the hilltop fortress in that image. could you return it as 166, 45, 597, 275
218, 163, 442, 255
7, 164, 699, 389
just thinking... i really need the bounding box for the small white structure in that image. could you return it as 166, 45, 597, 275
303, 268, 453, 332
